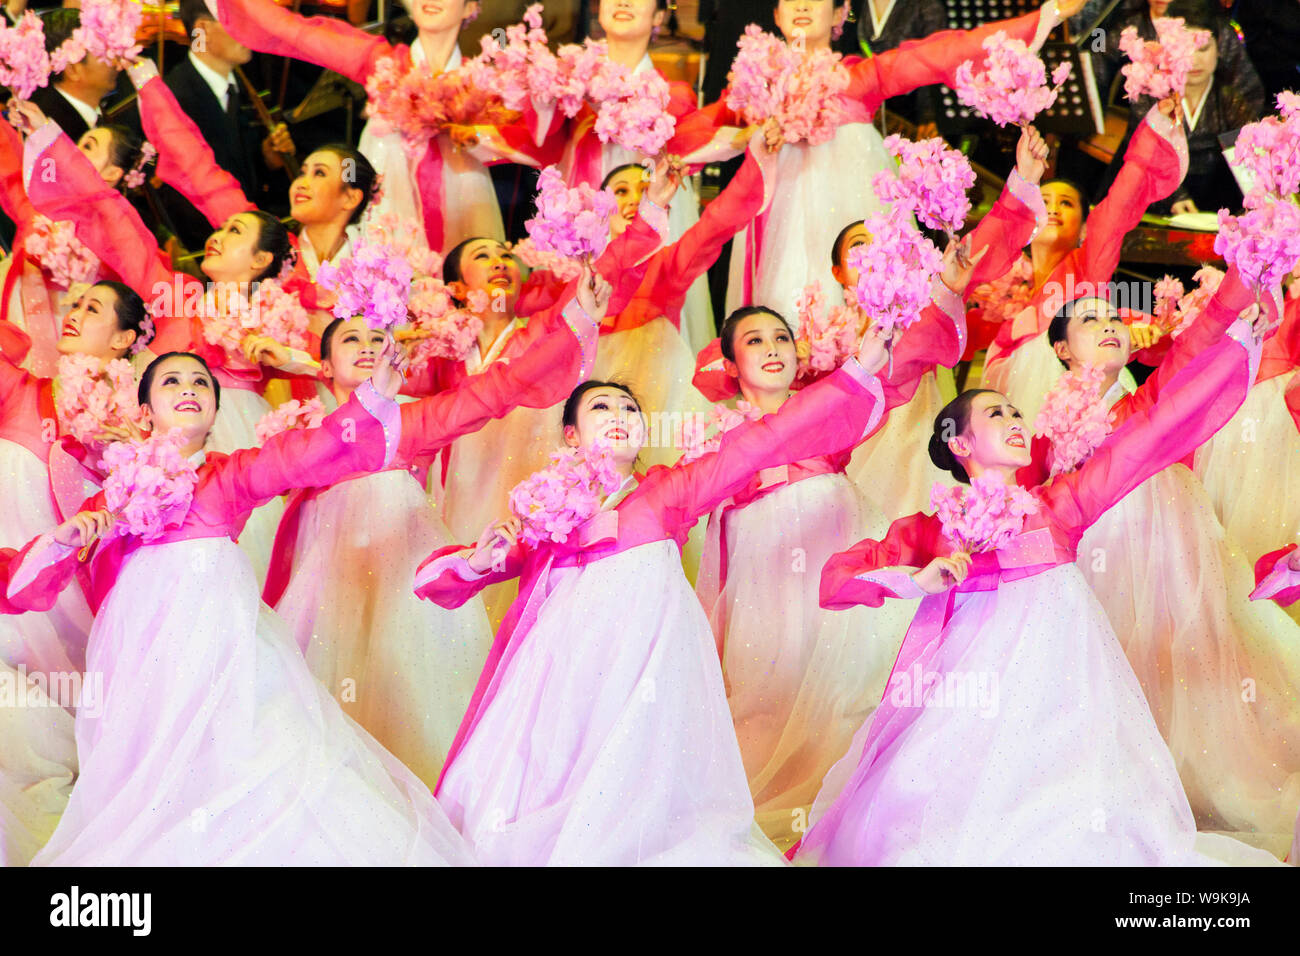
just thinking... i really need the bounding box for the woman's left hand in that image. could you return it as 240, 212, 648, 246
1128, 322, 1164, 352
646, 154, 685, 208
940, 234, 989, 296
243, 334, 291, 367
94, 419, 149, 446
575, 259, 613, 322
369, 336, 409, 399
5, 98, 47, 135
856, 322, 895, 376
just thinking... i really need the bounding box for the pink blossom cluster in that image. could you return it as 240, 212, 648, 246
508, 441, 625, 546
364, 53, 517, 158
1118, 17, 1210, 103
1033, 364, 1113, 476
525, 166, 617, 262
848, 209, 943, 334
199, 286, 261, 356
552, 40, 606, 118
471, 3, 558, 113
1152, 275, 1184, 329
248, 279, 311, 350
794, 281, 858, 374
680, 401, 763, 463
953, 31, 1071, 127
318, 216, 440, 331
1232, 91, 1300, 201
875, 134, 976, 233
929, 473, 1040, 554
725, 25, 849, 146
969, 254, 1034, 325
50, 0, 143, 74
510, 237, 583, 281
587, 62, 675, 157
1214, 199, 1300, 293
254, 398, 326, 444
1168, 265, 1224, 336
99, 427, 198, 543
0, 12, 52, 99
407, 276, 484, 365
54, 353, 143, 444
199, 279, 310, 356
132, 303, 158, 357
26, 215, 98, 289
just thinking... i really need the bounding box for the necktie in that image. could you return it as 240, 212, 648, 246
225, 81, 239, 126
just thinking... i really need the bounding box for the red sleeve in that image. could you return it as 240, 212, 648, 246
820, 513, 945, 610
877, 285, 966, 412
215, 0, 394, 84
0, 121, 36, 227
963, 172, 1044, 292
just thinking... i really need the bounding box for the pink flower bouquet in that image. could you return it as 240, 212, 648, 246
472, 3, 559, 113
1033, 364, 1113, 475
930, 473, 1040, 553
1232, 97, 1300, 200
875, 134, 976, 234
794, 281, 859, 375
1215, 199, 1300, 293
50, 0, 143, 73
525, 166, 617, 262
254, 398, 326, 444
848, 208, 944, 334
587, 61, 675, 157
27, 215, 98, 289
726, 25, 850, 146
1118, 17, 1210, 103
953, 31, 1071, 128
969, 255, 1034, 325
55, 353, 144, 444
407, 276, 483, 365
509, 441, 625, 546
1167, 264, 1224, 337
0, 11, 52, 99
317, 216, 441, 331
99, 427, 198, 543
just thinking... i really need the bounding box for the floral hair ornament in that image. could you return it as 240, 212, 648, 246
122, 140, 156, 190
130, 299, 161, 357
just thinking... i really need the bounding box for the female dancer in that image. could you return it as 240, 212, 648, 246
798, 311, 1282, 865
699, 0, 1082, 316
413, 327, 895, 864
213, 0, 516, 251
15, 104, 317, 581
1195, 284, 1300, 624
264, 269, 609, 789
6, 343, 476, 866
977, 101, 1186, 423
1030, 277, 1300, 855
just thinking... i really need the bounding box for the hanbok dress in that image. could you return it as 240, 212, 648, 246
6, 383, 476, 866
414, 358, 889, 865
799, 318, 1282, 865
262, 298, 601, 790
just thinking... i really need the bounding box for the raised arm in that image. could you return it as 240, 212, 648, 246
0, 120, 36, 227
214, 0, 394, 84
819, 512, 946, 610
964, 169, 1047, 291
127, 60, 255, 227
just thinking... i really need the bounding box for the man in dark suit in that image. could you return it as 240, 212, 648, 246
32, 8, 126, 142
159, 0, 295, 251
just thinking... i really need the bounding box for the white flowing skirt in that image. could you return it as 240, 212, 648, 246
806, 564, 1282, 865
275, 469, 492, 790
705, 473, 915, 850
846, 368, 952, 522
31, 538, 475, 866
725, 122, 893, 320
1078, 464, 1300, 855
206, 387, 284, 586
439, 539, 785, 866
1194, 371, 1300, 625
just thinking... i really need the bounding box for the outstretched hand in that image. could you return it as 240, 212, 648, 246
6, 98, 47, 135
856, 322, 895, 376
575, 259, 613, 322
940, 234, 989, 296
646, 154, 685, 208
1015, 124, 1048, 185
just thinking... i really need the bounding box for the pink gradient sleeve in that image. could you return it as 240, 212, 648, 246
820, 513, 945, 610
964, 169, 1046, 291
216, 0, 393, 84
413, 540, 527, 608
4, 533, 80, 613
0, 121, 36, 226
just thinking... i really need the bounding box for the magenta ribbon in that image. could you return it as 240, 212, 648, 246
415, 137, 447, 252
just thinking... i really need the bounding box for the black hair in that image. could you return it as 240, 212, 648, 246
178, 0, 213, 39
831, 219, 865, 270
320, 315, 347, 365
929, 389, 1002, 484
1046, 294, 1115, 367
308, 144, 379, 225
94, 280, 147, 345
442, 236, 516, 306
211, 211, 293, 281
90, 124, 147, 192
138, 351, 222, 411
561, 380, 642, 431
718, 306, 795, 362
1166, 0, 1218, 30
42, 9, 81, 82
1042, 177, 1093, 219
600, 163, 647, 191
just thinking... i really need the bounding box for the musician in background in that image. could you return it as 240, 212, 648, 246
33, 7, 133, 141
1097, 0, 1262, 215
159, 0, 294, 252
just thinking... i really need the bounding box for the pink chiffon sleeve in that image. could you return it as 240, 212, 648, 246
878, 281, 967, 410
964, 169, 1047, 291
413, 540, 528, 609
130, 61, 254, 227
3, 535, 82, 613
0, 121, 36, 227
819, 513, 944, 610
215, 0, 394, 84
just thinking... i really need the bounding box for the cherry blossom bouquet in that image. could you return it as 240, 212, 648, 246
1232, 94, 1300, 201
472, 3, 559, 113
587, 60, 675, 157
0, 11, 52, 99
874, 134, 976, 234
254, 398, 326, 443
131, 302, 158, 357
99, 427, 198, 543
1166, 264, 1224, 336
848, 208, 943, 334
1215, 198, 1300, 293
953, 31, 1072, 128
508, 440, 625, 546
794, 281, 859, 375
317, 215, 441, 330
553, 40, 606, 118
199, 278, 310, 356
1118, 17, 1209, 103
969, 255, 1034, 325
54, 353, 144, 444
26, 215, 98, 289
525, 166, 617, 262
726, 25, 850, 146
1033, 364, 1113, 475
930, 472, 1040, 553
406, 276, 483, 365
50, 0, 143, 74
509, 237, 583, 282
364, 54, 518, 157
680, 401, 764, 463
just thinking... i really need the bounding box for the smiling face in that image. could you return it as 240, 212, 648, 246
202, 213, 273, 283
599, 0, 664, 42
564, 385, 647, 468
321, 318, 388, 394
948, 392, 1033, 473
404, 0, 477, 32
774, 0, 840, 48
141, 355, 218, 444
57, 285, 134, 359
830, 223, 871, 291
1054, 297, 1130, 373
724, 311, 798, 394
606, 167, 648, 239
290, 150, 363, 227
453, 238, 521, 308
76, 128, 124, 187
1037, 182, 1085, 249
